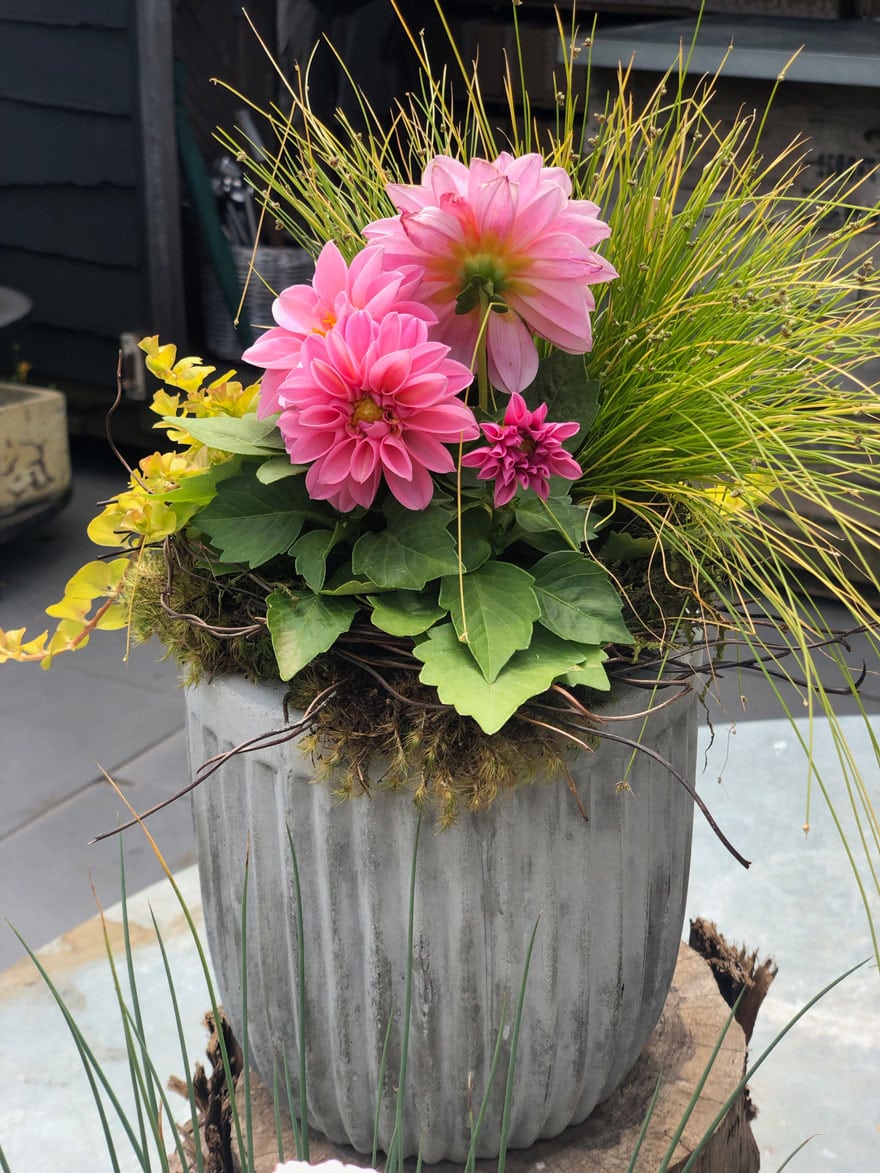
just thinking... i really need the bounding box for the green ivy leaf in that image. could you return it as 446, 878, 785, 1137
601, 530, 657, 561
367, 590, 445, 636
321, 568, 381, 595
457, 504, 493, 571
514, 493, 596, 546
414, 624, 594, 734
523, 352, 602, 451
439, 561, 539, 682
560, 647, 611, 692
267, 590, 357, 680
169, 413, 287, 456
198, 475, 323, 568
531, 551, 634, 645
290, 528, 339, 593
352, 501, 460, 590
160, 458, 243, 505
256, 455, 307, 484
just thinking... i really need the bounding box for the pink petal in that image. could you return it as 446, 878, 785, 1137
349, 438, 380, 484
379, 435, 414, 479
385, 461, 434, 510
399, 429, 457, 472
486, 312, 539, 395
368, 350, 411, 395
272, 285, 322, 333
311, 241, 349, 305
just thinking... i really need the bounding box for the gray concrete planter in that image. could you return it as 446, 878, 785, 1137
0, 382, 71, 540
188, 673, 697, 1162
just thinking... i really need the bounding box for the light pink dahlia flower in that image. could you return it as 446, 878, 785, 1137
241, 241, 431, 417
277, 308, 478, 512
364, 153, 617, 395
461, 392, 582, 507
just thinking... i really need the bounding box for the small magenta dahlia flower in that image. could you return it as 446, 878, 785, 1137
276, 308, 478, 512
241, 241, 431, 417
364, 153, 617, 395
461, 392, 582, 507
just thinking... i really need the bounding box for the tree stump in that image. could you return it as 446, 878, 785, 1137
171, 931, 772, 1171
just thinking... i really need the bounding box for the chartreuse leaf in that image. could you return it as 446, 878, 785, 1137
44, 558, 131, 629
352, 501, 460, 590
170, 413, 286, 455
198, 475, 324, 568
524, 351, 601, 451
367, 590, 445, 637
414, 624, 594, 734
290, 528, 340, 593
266, 590, 357, 680
561, 647, 611, 692
439, 561, 539, 682
532, 551, 634, 646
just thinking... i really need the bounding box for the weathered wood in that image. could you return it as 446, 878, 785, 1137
0, 1, 127, 27
171, 941, 765, 1172
0, 99, 135, 186
690, 917, 779, 1044
0, 188, 140, 266
0, 22, 132, 114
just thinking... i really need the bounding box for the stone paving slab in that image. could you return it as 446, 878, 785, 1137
0, 744, 195, 971
0, 648, 185, 832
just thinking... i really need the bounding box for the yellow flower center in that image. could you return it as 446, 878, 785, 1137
316, 311, 337, 336
352, 396, 383, 423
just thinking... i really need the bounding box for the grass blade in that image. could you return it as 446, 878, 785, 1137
394, 815, 422, 1173
657, 990, 745, 1171
680, 958, 869, 1172
371, 1017, 394, 1168
774, 1135, 818, 1170
282, 1053, 305, 1159
117, 846, 154, 1167
626, 1073, 663, 1172
241, 837, 254, 1173
150, 908, 206, 1173
463, 994, 508, 1171
496, 914, 540, 1173
286, 824, 310, 1160
273, 1064, 285, 1162
10, 927, 134, 1171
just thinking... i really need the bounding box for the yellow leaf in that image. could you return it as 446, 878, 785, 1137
0, 627, 50, 663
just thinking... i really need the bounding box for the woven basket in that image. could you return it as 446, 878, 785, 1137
202, 243, 314, 362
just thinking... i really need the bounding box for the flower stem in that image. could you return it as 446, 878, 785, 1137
476, 293, 491, 414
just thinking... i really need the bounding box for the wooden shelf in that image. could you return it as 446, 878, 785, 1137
583, 15, 880, 86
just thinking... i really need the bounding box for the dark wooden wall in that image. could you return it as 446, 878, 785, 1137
0, 0, 183, 402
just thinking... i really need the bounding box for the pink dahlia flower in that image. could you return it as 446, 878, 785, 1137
241, 241, 431, 417
461, 392, 582, 507
277, 308, 478, 512
364, 153, 617, 395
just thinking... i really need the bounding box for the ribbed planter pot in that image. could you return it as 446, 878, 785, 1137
188, 673, 698, 1162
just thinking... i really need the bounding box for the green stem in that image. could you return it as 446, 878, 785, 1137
476, 292, 491, 413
